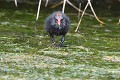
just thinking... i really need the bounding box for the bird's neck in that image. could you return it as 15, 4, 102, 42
54, 24, 61, 30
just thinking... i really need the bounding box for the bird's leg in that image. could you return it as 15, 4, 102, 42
49, 33, 55, 45
59, 35, 65, 47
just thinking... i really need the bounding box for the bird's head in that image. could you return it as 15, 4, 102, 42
55, 13, 63, 26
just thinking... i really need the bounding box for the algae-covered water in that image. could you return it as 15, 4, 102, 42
0, 1, 120, 80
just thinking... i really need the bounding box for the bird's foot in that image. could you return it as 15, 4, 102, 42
52, 42, 56, 45
51, 43, 63, 48
57, 44, 62, 48
51, 42, 56, 47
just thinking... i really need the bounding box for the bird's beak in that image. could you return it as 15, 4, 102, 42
57, 19, 61, 26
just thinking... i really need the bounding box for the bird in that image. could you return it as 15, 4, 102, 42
45, 11, 70, 47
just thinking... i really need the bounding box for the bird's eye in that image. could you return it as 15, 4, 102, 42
55, 18, 57, 21
60, 19, 64, 21
55, 19, 58, 21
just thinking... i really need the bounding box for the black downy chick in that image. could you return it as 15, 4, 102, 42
45, 11, 70, 47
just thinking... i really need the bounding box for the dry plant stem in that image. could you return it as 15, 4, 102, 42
14, 0, 17, 7
51, 1, 64, 8
75, 0, 105, 32
75, 2, 89, 32
118, 19, 120, 25
62, 0, 67, 13
51, 0, 94, 17
67, 0, 94, 17
45, 0, 49, 7
88, 0, 105, 24
36, 0, 42, 21
78, 3, 81, 21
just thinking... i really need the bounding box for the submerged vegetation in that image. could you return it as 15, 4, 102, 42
0, 1, 120, 80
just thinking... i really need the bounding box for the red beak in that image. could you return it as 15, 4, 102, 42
57, 19, 61, 26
